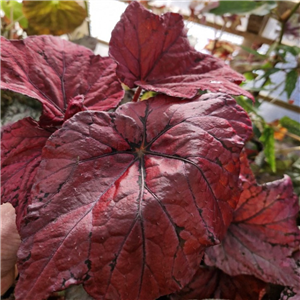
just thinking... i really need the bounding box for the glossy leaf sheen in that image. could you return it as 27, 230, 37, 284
16, 94, 252, 300
1, 35, 124, 127
109, 1, 254, 100
205, 153, 300, 287
1, 118, 53, 230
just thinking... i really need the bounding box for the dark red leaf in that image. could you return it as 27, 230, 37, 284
205, 152, 300, 287
1, 35, 124, 127
109, 1, 253, 100
171, 266, 267, 300
16, 93, 252, 300
1, 118, 53, 230
215, 273, 267, 300
170, 266, 218, 299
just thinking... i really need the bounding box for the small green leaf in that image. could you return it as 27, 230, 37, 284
261, 62, 273, 69
263, 77, 273, 87
140, 91, 157, 101
121, 83, 131, 91
259, 126, 276, 172
240, 45, 266, 58
243, 71, 258, 81
284, 69, 298, 99
1, 0, 28, 28
280, 116, 300, 136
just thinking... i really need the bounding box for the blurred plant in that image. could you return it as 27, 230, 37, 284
1, 0, 87, 38
237, 94, 300, 194
241, 8, 299, 175
204, 39, 237, 60
203, 0, 300, 176
221, 14, 242, 29
189, 0, 219, 23
22, 1, 87, 35
209, 0, 277, 15
0, 0, 27, 39
277, 12, 300, 39
235, 2, 300, 98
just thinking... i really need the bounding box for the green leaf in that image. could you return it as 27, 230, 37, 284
0, 0, 28, 28
22, 0, 87, 35
209, 1, 276, 15
263, 77, 273, 87
253, 123, 262, 138
280, 116, 300, 136
278, 45, 300, 56
140, 91, 157, 101
284, 69, 298, 99
243, 71, 258, 81
260, 68, 281, 79
240, 45, 266, 58
261, 62, 273, 69
236, 95, 257, 114
259, 126, 276, 172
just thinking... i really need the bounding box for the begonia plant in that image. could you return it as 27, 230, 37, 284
1, 2, 299, 300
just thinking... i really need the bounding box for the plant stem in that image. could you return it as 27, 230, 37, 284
276, 146, 300, 154
5, 15, 25, 32
84, 0, 91, 37
132, 86, 142, 102
286, 132, 300, 142
278, 2, 300, 45
211, 20, 227, 55
9, 4, 13, 39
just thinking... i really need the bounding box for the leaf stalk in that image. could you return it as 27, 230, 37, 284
132, 86, 142, 102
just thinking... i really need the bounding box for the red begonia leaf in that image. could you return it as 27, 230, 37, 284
205, 152, 300, 287
170, 266, 267, 300
280, 251, 300, 299
1, 118, 53, 230
16, 93, 252, 300
1, 35, 124, 127
109, 1, 253, 100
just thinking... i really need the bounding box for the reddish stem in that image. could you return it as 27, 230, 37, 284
132, 86, 142, 102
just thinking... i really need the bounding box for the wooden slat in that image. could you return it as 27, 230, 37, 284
258, 94, 300, 113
